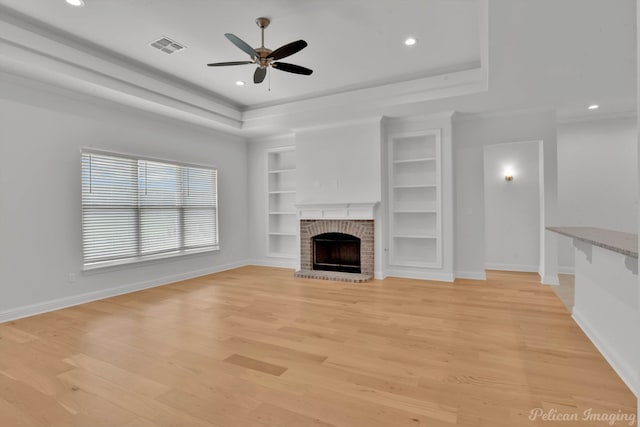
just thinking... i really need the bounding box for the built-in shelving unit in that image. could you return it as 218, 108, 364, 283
267, 147, 297, 257
388, 130, 442, 267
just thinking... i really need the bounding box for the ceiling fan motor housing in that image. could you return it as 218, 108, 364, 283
256, 48, 273, 67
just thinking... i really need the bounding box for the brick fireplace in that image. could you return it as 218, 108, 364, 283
294, 203, 377, 282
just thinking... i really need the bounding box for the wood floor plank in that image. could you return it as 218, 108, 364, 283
248, 402, 336, 427
0, 266, 635, 426
56, 368, 213, 427
224, 354, 288, 376
63, 353, 171, 398
155, 388, 263, 427
0, 396, 42, 427
0, 324, 40, 343
55, 388, 138, 427
0, 373, 75, 426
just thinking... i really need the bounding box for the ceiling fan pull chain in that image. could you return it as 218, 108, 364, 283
268, 67, 271, 92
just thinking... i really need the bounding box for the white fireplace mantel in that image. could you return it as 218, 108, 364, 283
295, 202, 379, 220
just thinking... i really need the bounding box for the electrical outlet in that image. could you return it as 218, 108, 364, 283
68, 273, 77, 284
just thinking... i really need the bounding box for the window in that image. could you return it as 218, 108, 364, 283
81, 150, 218, 269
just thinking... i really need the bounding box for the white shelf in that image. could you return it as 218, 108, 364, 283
393, 235, 438, 239
267, 147, 297, 258
268, 168, 296, 174
393, 184, 437, 189
393, 157, 437, 164
393, 210, 438, 214
268, 190, 296, 194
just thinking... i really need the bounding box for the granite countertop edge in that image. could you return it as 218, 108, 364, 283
547, 226, 638, 258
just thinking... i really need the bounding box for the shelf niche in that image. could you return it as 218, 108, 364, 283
388, 130, 442, 268
267, 147, 297, 258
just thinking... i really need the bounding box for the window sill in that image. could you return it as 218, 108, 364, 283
82, 246, 220, 273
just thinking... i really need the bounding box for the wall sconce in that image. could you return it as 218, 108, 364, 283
504, 167, 514, 182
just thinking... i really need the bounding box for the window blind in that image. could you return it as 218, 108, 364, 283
81, 150, 218, 268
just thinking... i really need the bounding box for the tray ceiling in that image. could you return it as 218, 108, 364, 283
0, 0, 483, 109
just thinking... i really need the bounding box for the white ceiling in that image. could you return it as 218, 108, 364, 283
0, 0, 482, 109
0, 0, 636, 132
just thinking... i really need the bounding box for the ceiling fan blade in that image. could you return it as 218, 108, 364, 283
207, 61, 253, 67
268, 40, 308, 61
225, 33, 258, 58
254, 67, 267, 84
272, 62, 313, 75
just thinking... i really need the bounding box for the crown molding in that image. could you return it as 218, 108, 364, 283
385, 111, 456, 124
557, 109, 636, 125
247, 132, 295, 144
291, 116, 384, 134
453, 106, 555, 122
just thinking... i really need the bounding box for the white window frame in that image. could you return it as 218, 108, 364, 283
81, 149, 219, 270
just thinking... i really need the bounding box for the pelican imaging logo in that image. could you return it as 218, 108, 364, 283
528, 408, 636, 425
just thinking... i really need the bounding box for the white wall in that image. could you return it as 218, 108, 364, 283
453, 110, 558, 281
0, 75, 249, 319
483, 141, 540, 271
557, 116, 638, 272
247, 134, 297, 267
295, 119, 382, 204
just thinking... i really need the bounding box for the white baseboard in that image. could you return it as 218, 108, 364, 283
385, 269, 454, 282
541, 275, 560, 286
485, 263, 539, 273
455, 271, 487, 281
572, 307, 639, 397
557, 266, 575, 275
0, 260, 250, 324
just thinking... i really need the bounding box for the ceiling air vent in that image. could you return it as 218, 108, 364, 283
150, 37, 185, 54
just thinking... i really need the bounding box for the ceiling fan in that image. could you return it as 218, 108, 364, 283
207, 17, 313, 84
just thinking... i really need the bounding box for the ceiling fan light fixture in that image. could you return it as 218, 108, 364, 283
207, 17, 312, 85
404, 37, 417, 46
235, 81, 246, 86
65, 0, 85, 6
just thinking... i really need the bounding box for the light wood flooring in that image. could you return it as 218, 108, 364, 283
0, 267, 636, 426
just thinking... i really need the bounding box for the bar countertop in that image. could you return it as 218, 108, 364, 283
547, 226, 638, 258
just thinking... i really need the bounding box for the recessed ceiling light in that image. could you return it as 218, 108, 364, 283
404, 37, 417, 46
66, 0, 85, 6
588, 104, 599, 110
235, 81, 245, 86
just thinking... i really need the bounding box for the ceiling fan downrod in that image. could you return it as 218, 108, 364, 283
256, 17, 270, 46
255, 17, 271, 68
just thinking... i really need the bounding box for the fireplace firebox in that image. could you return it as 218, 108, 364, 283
312, 232, 361, 273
